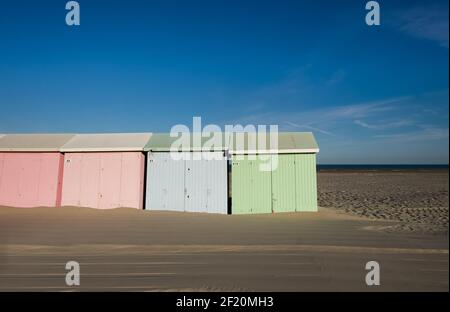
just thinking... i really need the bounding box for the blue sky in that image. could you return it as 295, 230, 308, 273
0, 0, 448, 164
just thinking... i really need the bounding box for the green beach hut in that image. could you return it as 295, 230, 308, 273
230, 132, 319, 214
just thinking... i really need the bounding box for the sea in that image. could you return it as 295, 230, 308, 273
317, 164, 449, 171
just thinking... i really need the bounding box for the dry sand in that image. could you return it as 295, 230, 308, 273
318, 170, 449, 235
0, 209, 448, 291
0, 170, 448, 291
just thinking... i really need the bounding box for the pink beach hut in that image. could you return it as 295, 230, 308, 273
60, 133, 152, 209
0, 134, 75, 208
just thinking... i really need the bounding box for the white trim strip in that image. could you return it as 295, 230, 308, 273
230, 148, 319, 155
147, 148, 319, 154
60, 148, 145, 152
0, 148, 62, 152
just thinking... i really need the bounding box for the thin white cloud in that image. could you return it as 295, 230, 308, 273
284, 121, 335, 136
225, 96, 410, 135
322, 97, 409, 119
354, 119, 413, 130
373, 127, 449, 142
325, 69, 346, 86
396, 5, 449, 48
238, 65, 351, 113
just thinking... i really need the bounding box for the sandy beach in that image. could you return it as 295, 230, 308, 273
318, 170, 449, 235
0, 170, 448, 291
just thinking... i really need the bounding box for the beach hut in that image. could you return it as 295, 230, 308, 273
144, 133, 229, 214
0, 134, 75, 208
230, 132, 319, 214
60, 133, 151, 209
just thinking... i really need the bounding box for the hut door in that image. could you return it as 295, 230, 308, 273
231, 156, 251, 214
146, 152, 185, 211
184, 152, 207, 213
231, 156, 272, 214
184, 152, 228, 214
203, 152, 227, 214
271, 154, 297, 213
